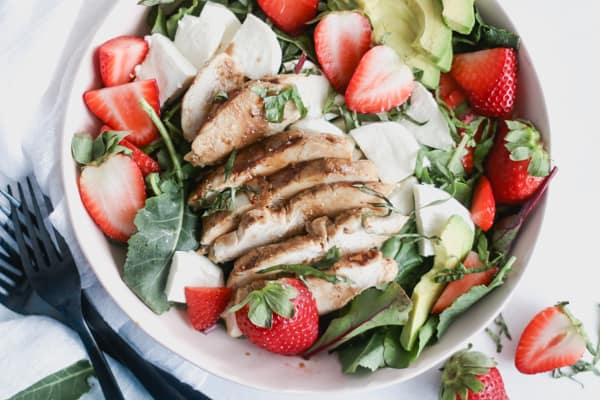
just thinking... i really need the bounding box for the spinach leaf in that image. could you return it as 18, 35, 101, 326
436, 257, 515, 338
453, 11, 520, 53
8, 360, 94, 400
304, 282, 412, 357
339, 331, 386, 374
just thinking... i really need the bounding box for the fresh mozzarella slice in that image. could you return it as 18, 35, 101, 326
388, 176, 418, 215
174, 3, 241, 69
413, 184, 474, 257
135, 33, 197, 105
400, 82, 454, 150
350, 121, 420, 183
226, 14, 281, 79
291, 117, 345, 136
181, 53, 244, 141
165, 251, 224, 303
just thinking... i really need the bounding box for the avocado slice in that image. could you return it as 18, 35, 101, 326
359, 0, 441, 89
400, 215, 474, 351
405, 0, 453, 63
442, 0, 476, 35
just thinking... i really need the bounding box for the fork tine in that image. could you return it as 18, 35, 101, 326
0, 188, 20, 207
25, 178, 60, 264
9, 184, 39, 275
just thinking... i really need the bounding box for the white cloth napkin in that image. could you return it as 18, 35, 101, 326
0, 1, 208, 398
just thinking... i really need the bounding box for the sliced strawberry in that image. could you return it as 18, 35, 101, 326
119, 139, 160, 177
515, 304, 587, 374
470, 176, 496, 231
84, 80, 160, 146
439, 73, 468, 110
79, 154, 146, 242
314, 12, 372, 93
451, 48, 517, 118
432, 252, 498, 314
185, 287, 232, 331
345, 45, 414, 113
258, 0, 318, 35
98, 36, 148, 87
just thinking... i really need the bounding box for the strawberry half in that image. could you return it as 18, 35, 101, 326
470, 176, 496, 232
98, 36, 148, 87
234, 278, 319, 355
314, 11, 372, 93
345, 45, 414, 113
515, 303, 587, 374
185, 287, 232, 331
439, 73, 468, 111
451, 48, 517, 118
79, 154, 146, 242
432, 252, 498, 314
258, 0, 318, 35
84, 79, 160, 147
119, 139, 160, 177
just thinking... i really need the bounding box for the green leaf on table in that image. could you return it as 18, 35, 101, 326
304, 282, 412, 357
436, 257, 515, 339
123, 189, 198, 314
71, 131, 130, 166
8, 360, 94, 400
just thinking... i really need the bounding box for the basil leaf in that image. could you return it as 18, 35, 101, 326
254, 85, 308, 123
436, 257, 515, 338
8, 360, 94, 400
304, 282, 412, 357
339, 331, 386, 374
123, 189, 198, 314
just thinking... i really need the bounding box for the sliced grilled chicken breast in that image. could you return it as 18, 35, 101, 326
189, 130, 354, 204
185, 79, 304, 166
227, 208, 408, 288
305, 249, 398, 315
181, 53, 245, 141
209, 182, 394, 263
199, 159, 378, 245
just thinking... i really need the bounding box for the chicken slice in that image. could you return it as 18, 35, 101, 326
186, 77, 305, 166
199, 159, 378, 245
209, 182, 394, 263
223, 249, 398, 337
181, 53, 245, 141
305, 249, 398, 315
227, 208, 408, 288
188, 130, 354, 204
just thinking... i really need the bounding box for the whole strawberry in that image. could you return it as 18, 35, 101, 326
485, 120, 550, 204
232, 278, 319, 355
451, 48, 517, 118
440, 348, 508, 400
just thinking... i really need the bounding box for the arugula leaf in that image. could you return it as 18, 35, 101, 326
491, 167, 557, 255
8, 360, 94, 400
71, 131, 130, 166
304, 282, 412, 357
436, 257, 515, 338
258, 263, 349, 284
339, 331, 387, 374
123, 189, 198, 314
252, 85, 308, 123
227, 281, 297, 328
453, 11, 520, 53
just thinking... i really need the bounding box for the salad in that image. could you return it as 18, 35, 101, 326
70, 0, 554, 373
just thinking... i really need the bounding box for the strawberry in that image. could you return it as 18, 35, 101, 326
345, 45, 414, 113
470, 177, 496, 231
83, 79, 160, 146
185, 287, 232, 331
78, 154, 146, 242
458, 113, 478, 174
119, 139, 160, 176
485, 120, 550, 205
234, 278, 319, 355
314, 12, 372, 93
432, 252, 498, 314
515, 303, 587, 374
98, 36, 148, 87
439, 73, 468, 111
258, 0, 318, 35
440, 347, 508, 400
451, 48, 517, 118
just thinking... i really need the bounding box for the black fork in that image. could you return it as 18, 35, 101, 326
1, 178, 125, 400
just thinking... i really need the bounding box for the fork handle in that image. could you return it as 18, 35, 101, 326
67, 313, 126, 400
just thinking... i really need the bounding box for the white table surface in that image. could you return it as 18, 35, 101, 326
2, 1, 599, 399
200, 1, 600, 399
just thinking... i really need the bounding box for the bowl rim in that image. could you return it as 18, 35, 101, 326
59, 0, 552, 393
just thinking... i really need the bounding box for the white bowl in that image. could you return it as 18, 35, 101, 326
60, 0, 550, 394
